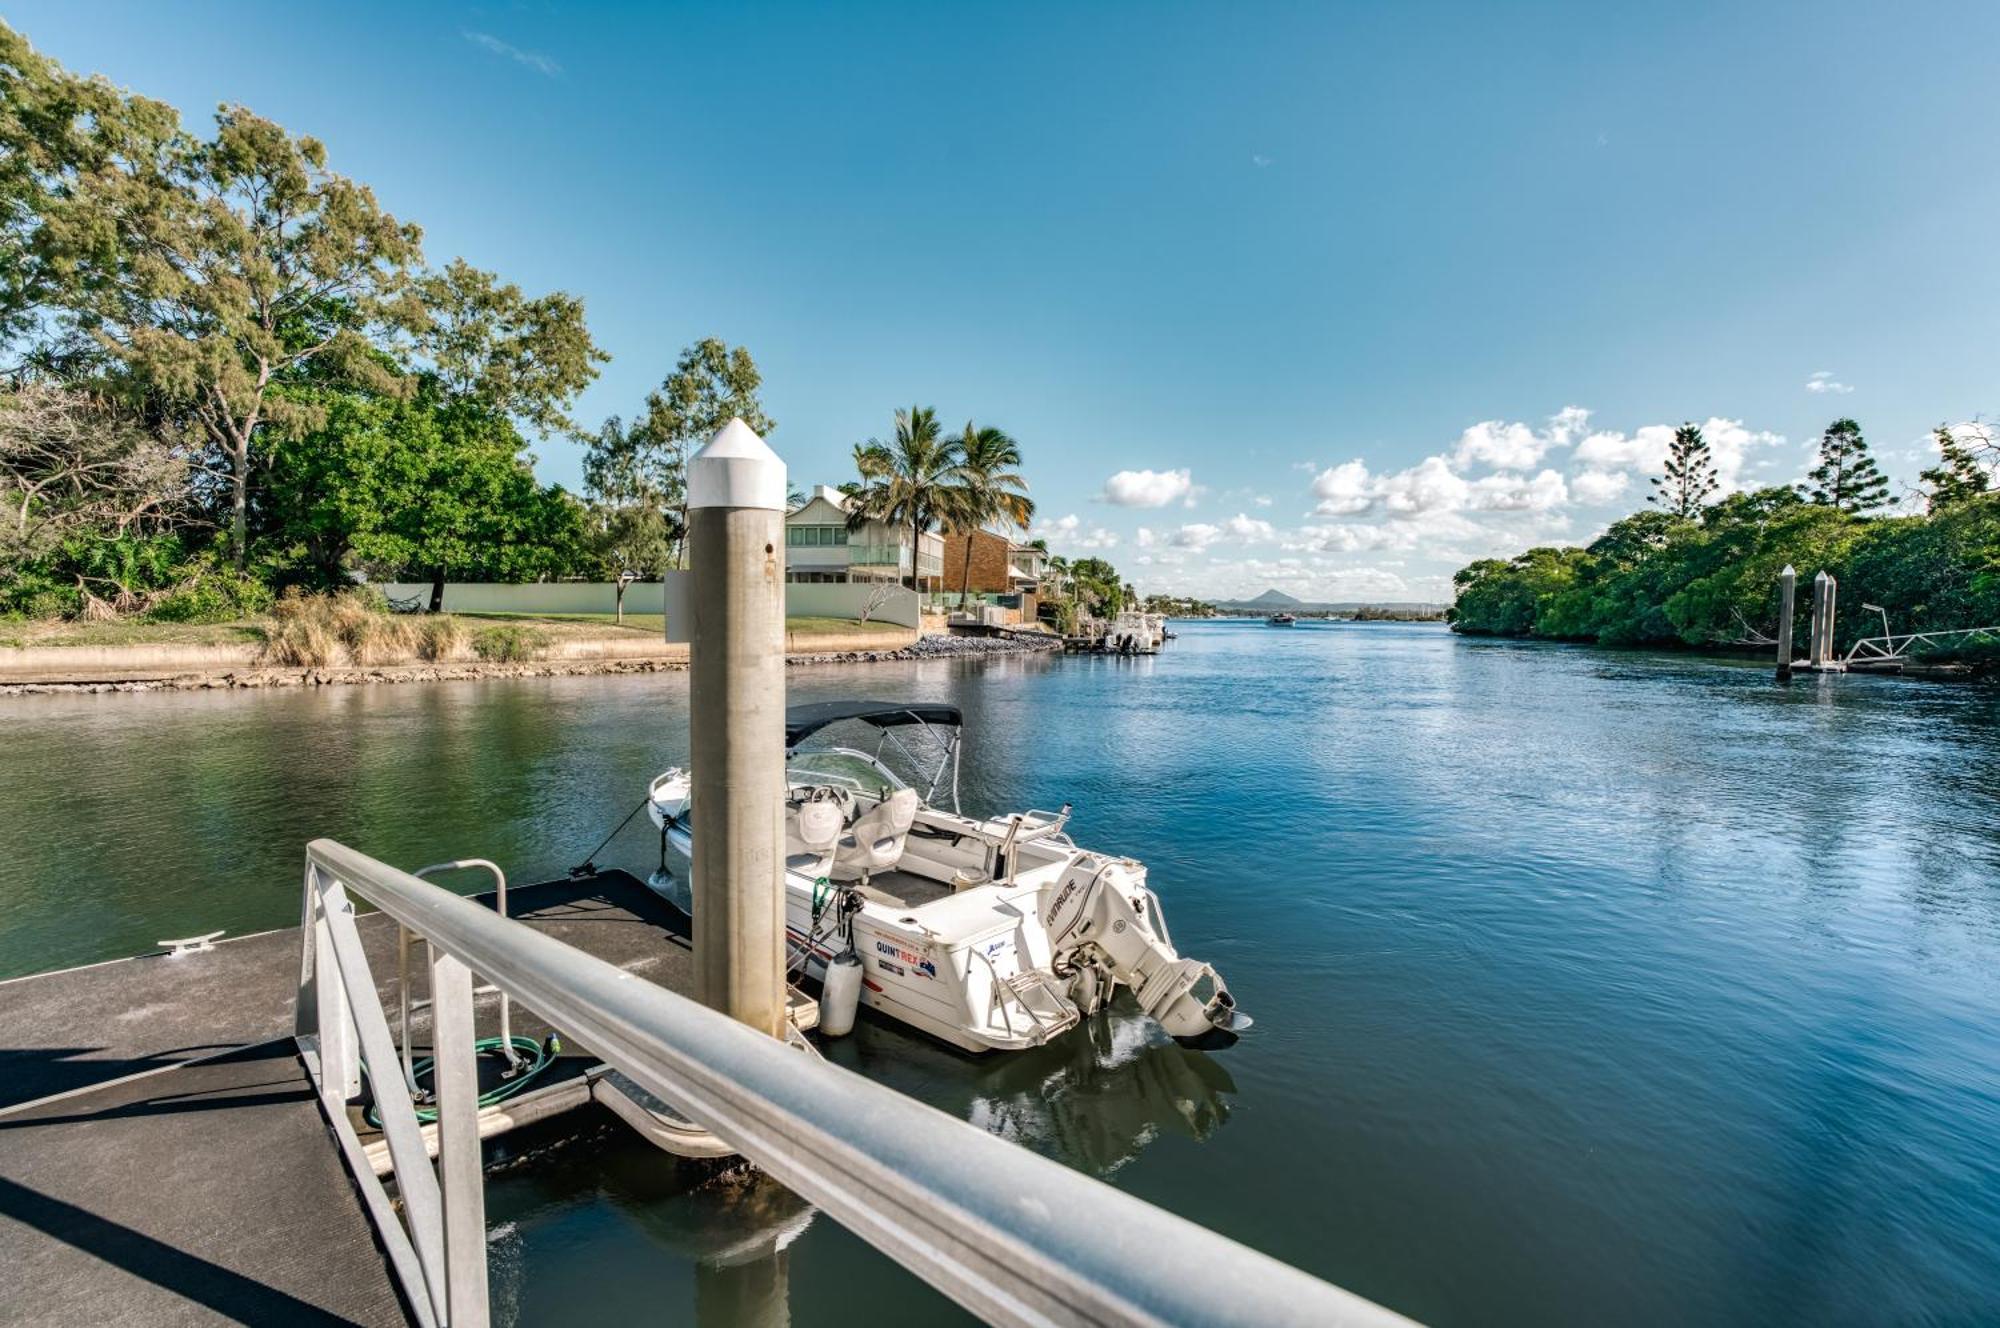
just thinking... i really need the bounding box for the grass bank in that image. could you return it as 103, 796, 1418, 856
0, 608, 909, 653
0, 593, 924, 689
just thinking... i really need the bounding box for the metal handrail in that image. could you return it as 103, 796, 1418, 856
413, 860, 519, 1072
1843, 624, 2000, 663
295, 838, 1411, 1328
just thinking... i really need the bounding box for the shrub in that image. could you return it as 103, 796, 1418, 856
259, 589, 415, 667
145, 567, 275, 624
471, 624, 548, 663
325, 590, 412, 664
260, 596, 339, 666
411, 615, 466, 662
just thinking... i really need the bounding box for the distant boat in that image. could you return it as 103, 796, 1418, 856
1267, 613, 1297, 627
1105, 610, 1159, 654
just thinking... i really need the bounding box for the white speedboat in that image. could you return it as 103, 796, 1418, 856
644, 700, 1246, 1054
1104, 610, 1158, 654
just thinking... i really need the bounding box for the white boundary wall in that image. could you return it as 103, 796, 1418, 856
374, 581, 921, 629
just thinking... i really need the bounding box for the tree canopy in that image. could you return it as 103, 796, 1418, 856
0, 19, 612, 618
582, 337, 772, 569
1450, 487, 2000, 656
1801, 418, 1890, 515
1649, 423, 1717, 518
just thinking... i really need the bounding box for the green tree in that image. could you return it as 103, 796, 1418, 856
585, 338, 773, 569
0, 22, 176, 363
1801, 418, 1890, 515
950, 422, 1034, 606
1068, 556, 1126, 616
846, 406, 971, 590
411, 258, 606, 439
1448, 547, 1591, 636
1919, 424, 1992, 511
32, 96, 424, 567
581, 415, 673, 579
1649, 423, 1718, 518
260, 387, 588, 605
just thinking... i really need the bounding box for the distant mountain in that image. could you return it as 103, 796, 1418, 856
1208, 589, 1447, 617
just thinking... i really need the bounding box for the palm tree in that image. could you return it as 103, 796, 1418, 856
951, 422, 1035, 607
845, 406, 972, 591
1042, 553, 1076, 633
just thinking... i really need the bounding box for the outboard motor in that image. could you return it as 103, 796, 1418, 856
1039, 854, 1250, 1047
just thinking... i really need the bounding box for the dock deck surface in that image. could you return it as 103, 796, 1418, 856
0, 871, 695, 1325
0, 1040, 408, 1327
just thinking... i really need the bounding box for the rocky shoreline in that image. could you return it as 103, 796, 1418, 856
785, 631, 1062, 666
1, 631, 1062, 695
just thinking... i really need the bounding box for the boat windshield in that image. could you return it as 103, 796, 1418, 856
786, 748, 908, 796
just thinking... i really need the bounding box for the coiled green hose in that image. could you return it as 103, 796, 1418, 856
363, 1034, 558, 1128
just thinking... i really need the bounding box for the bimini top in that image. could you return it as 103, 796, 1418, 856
784, 700, 963, 749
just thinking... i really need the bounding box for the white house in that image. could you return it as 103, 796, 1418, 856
785, 485, 946, 589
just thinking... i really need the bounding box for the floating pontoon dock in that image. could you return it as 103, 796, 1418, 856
0, 846, 1409, 1328
0, 870, 705, 1326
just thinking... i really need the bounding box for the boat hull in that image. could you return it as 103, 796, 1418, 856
649, 824, 1065, 1054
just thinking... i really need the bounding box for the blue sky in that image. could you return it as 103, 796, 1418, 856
10, 2, 1998, 601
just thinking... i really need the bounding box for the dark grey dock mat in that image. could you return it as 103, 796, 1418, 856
0, 870, 693, 1110
0, 1038, 408, 1326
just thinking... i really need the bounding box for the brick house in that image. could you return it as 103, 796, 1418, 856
939, 528, 1044, 615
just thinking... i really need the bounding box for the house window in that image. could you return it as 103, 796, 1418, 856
788, 524, 851, 547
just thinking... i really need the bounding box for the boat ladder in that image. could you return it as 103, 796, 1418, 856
976, 954, 1078, 1044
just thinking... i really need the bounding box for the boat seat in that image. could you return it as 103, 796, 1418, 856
828, 788, 919, 882
787, 793, 845, 855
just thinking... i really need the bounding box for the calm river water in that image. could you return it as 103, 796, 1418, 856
5, 621, 2000, 1325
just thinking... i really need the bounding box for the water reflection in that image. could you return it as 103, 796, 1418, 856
486, 1118, 817, 1328
966, 1008, 1236, 1177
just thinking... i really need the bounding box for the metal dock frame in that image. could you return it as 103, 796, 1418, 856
296, 838, 1412, 1328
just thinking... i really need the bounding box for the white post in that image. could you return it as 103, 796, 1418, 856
687, 419, 788, 1038
1809, 570, 1833, 668
310, 873, 360, 1100
430, 950, 490, 1328
1776, 564, 1796, 679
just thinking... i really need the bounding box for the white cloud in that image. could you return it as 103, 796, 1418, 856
1163, 513, 1278, 553
1807, 371, 1854, 396
1453, 421, 1546, 470
1251, 154, 1274, 168
1467, 469, 1568, 512
1033, 512, 1119, 550
1570, 469, 1630, 505
1135, 527, 1157, 549
464, 30, 562, 76
1310, 460, 1375, 516
1311, 453, 1567, 525
1101, 468, 1196, 508
1253, 495, 1273, 507
1222, 513, 1277, 541
1451, 405, 1591, 470
1570, 416, 1785, 497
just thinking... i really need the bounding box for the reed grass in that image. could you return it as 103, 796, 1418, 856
260, 589, 424, 667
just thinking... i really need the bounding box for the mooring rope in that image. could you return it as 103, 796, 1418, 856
568, 794, 651, 877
